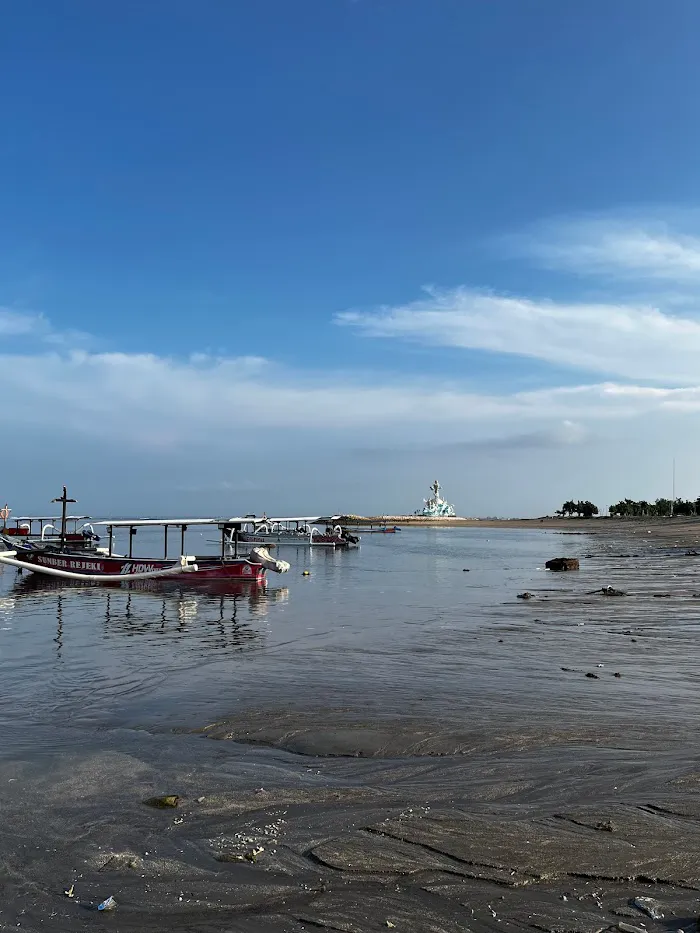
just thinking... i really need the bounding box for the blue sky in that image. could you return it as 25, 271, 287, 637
3, 0, 700, 516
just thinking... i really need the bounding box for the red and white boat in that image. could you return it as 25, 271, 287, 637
0, 489, 289, 585
1, 502, 98, 548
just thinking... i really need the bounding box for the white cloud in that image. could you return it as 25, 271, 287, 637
0, 308, 48, 337
338, 286, 700, 384
0, 346, 698, 457
510, 215, 700, 281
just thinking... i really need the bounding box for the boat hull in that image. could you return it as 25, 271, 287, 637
11, 549, 266, 582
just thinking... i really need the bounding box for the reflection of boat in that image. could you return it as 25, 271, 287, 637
11, 572, 280, 601
11, 575, 287, 654
0, 488, 291, 585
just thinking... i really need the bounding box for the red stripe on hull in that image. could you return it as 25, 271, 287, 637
14, 551, 266, 582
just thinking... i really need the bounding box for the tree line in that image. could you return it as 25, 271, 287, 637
557, 498, 700, 518
556, 500, 599, 518
608, 498, 700, 517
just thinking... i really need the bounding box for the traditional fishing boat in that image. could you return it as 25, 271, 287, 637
0, 488, 290, 584
1, 497, 98, 547
1, 515, 97, 546
234, 516, 360, 548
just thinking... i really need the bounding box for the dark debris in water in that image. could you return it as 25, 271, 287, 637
143, 794, 180, 808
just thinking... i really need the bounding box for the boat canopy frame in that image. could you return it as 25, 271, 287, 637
93, 518, 248, 560
92, 516, 343, 559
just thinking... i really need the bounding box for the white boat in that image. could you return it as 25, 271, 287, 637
234, 516, 360, 548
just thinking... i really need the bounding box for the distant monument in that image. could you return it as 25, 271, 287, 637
418, 480, 456, 518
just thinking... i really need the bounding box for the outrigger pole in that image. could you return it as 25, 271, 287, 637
51, 486, 77, 549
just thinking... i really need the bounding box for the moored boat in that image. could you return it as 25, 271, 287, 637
0, 489, 290, 584
234, 516, 360, 548
1, 501, 98, 548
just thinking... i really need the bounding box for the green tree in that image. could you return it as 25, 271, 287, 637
580, 501, 599, 519
673, 498, 696, 517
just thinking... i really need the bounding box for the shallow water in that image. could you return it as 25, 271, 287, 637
3, 526, 700, 749
0, 527, 581, 745
5, 527, 700, 932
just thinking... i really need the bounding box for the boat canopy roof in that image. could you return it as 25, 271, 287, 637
94, 518, 226, 527
14, 515, 91, 522
237, 515, 341, 523
93, 515, 342, 528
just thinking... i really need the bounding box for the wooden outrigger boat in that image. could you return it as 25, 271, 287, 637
1, 498, 98, 547
235, 516, 360, 548
2, 515, 97, 546
0, 488, 290, 584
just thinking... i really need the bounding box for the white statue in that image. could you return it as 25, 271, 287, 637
418, 480, 456, 517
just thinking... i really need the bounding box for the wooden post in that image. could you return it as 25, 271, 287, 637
51, 486, 77, 549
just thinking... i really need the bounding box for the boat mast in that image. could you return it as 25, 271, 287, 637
51, 486, 77, 549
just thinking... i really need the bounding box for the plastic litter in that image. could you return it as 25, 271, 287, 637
63, 884, 75, 898
633, 897, 664, 920
97, 896, 117, 911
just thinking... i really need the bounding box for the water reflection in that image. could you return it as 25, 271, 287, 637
9, 574, 290, 655
55, 593, 64, 658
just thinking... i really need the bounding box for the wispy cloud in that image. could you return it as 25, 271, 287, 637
509, 214, 700, 281
338, 286, 700, 384
0, 306, 93, 349
0, 308, 49, 337
354, 420, 589, 458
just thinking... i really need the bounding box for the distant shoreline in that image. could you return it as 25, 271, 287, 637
345, 514, 700, 544
344, 515, 594, 528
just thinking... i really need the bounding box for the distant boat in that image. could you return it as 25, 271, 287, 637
235, 516, 360, 548
344, 525, 400, 534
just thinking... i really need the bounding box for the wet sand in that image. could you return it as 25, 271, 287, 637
4, 525, 700, 931
4, 717, 700, 932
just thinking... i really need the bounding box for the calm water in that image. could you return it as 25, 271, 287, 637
0, 527, 579, 748
4, 524, 700, 759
